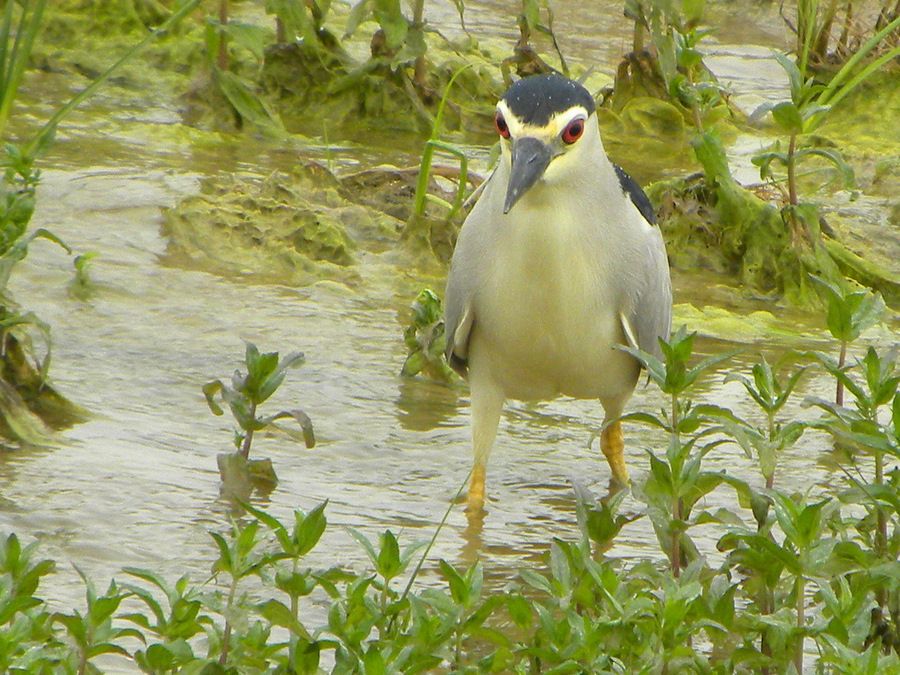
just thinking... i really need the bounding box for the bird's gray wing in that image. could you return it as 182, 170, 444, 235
443, 272, 474, 378
443, 164, 506, 378
620, 225, 672, 361
613, 165, 672, 360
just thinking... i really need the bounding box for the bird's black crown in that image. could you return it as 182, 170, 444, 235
501, 74, 596, 127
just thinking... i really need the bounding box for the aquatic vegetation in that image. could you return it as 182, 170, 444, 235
401, 288, 456, 383
751, 6, 899, 220
0, 0, 202, 445
161, 167, 394, 285
810, 274, 886, 405
3, 328, 898, 670
2, 1, 898, 672
620, 326, 736, 577
608, 0, 734, 133
407, 65, 474, 258
0, 314, 897, 670
204, 342, 315, 488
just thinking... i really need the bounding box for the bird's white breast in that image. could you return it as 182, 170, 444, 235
470, 177, 641, 402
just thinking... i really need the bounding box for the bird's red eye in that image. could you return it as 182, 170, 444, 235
495, 112, 510, 139
562, 118, 585, 144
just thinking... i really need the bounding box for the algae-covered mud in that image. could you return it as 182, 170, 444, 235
1, 0, 898, 670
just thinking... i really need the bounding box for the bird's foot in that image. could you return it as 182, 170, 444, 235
454, 463, 488, 514
601, 421, 630, 486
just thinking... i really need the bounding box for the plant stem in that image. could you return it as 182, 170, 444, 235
671, 502, 685, 584
219, 575, 239, 665
836, 341, 847, 406
411, 0, 427, 90
289, 558, 299, 663
794, 577, 806, 673
787, 133, 799, 207
875, 450, 886, 556
760, 589, 773, 672
240, 401, 257, 458
671, 393, 682, 578
218, 0, 229, 70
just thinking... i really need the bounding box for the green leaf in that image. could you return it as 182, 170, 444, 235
348, 528, 378, 568
264, 409, 316, 448
774, 52, 804, 104
373, 0, 407, 50
345, 0, 373, 37
209, 532, 232, 574
218, 21, 268, 64
506, 593, 533, 629
293, 639, 322, 675
439, 559, 467, 605
295, 501, 328, 556
213, 68, 285, 134
202, 380, 225, 416
795, 147, 855, 189
258, 598, 309, 637
771, 101, 804, 135
376, 530, 401, 579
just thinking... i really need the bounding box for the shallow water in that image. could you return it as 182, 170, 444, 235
1, 1, 895, 666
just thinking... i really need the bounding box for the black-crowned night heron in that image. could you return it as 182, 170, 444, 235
444, 73, 672, 513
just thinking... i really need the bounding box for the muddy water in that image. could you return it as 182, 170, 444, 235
0, 0, 892, 643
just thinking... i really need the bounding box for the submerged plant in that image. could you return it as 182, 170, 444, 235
203, 342, 315, 461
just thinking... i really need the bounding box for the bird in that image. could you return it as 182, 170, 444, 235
443, 73, 672, 514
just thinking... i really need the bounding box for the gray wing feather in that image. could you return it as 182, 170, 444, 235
623, 225, 672, 360
443, 276, 473, 377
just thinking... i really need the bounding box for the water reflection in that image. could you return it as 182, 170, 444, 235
395, 377, 460, 432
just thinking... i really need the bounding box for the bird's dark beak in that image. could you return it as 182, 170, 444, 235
504, 137, 552, 214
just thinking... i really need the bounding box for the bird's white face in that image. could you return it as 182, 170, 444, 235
494, 99, 601, 213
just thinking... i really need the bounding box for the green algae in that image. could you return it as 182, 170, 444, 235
161, 162, 404, 285
0, 332, 89, 447
815, 70, 900, 158
673, 303, 819, 343
259, 36, 502, 143
598, 97, 695, 182
649, 132, 853, 307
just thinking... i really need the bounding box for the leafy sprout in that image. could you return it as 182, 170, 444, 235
203, 342, 315, 459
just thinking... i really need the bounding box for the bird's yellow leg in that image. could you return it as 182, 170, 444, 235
601, 421, 629, 485
467, 463, 486, 513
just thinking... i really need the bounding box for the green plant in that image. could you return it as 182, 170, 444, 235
401, 288, 456, 382
0, 532, 59, 672
751, 6, 899, 233
203, 0, 286, 134
120, 567, 214, 672
808, 347, 898, 564
207, 518, 274, 666
203, 342, 315, 460
809, 274, 885, 405
619, 326, 734, 577
0, 0, 202, 444
52, 568, 142, 675
407, 65, 471, 252
345, 0, 437, 91
244, 501, 327, 671
0, 0, 47, 140
719, 355, 807, 489
622, 0, 729, 131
